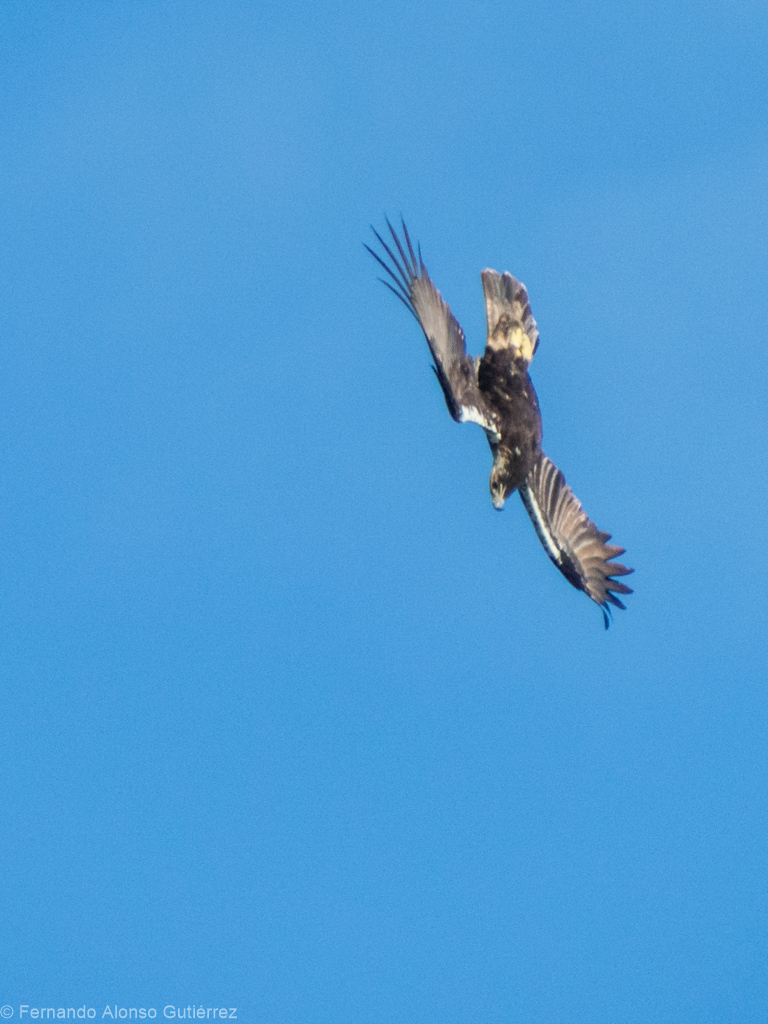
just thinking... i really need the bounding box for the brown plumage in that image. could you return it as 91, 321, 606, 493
366, 218, 633, 627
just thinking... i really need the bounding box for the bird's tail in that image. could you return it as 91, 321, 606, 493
481, 270, 539, 364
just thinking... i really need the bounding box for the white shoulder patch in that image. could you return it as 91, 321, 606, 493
459, 404, 500, 442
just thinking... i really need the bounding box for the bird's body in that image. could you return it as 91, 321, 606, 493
478, 349, 542, 500
367, 219, 633, 627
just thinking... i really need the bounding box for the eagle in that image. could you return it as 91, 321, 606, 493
367, 219, 633, 627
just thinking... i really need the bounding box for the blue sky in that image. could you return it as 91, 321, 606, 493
1, 2, 767, 1021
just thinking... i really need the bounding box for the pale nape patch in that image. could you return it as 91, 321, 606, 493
487, 325, 535, 362
516, 331, 534, 363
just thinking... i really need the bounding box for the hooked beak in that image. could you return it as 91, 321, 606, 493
492, 495, 506, 511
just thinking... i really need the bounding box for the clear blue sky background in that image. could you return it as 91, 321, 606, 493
1, 2, 767, 1021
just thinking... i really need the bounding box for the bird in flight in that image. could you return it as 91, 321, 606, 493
367, 219, 633, 627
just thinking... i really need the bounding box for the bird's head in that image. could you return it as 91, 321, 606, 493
490, 467, 510, 510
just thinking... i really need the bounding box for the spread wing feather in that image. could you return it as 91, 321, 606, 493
519, 453, 633, 627
367, 220, 499, 438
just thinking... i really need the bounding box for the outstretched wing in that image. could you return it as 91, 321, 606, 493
367, 219, 499, 439
519, 453, 633, 627
481, 270, 539, 364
